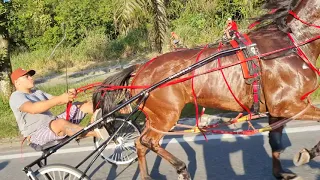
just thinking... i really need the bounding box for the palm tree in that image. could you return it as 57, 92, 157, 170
113, 0, 168, 53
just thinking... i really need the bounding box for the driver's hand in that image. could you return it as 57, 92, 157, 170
68, 89, 76, 95
68, 89, 76, 101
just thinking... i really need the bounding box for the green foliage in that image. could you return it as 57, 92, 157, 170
8, 0, 114, 50
168, 0, 265, 46
106, 27, 150, 58
73, 30, 110, 62
11, 27, 150, 76
0, 97, 19, 138
6, 0, 266, 53
113, 0, 167, 52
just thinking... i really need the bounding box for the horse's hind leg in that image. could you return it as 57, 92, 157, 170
309, 141, 320, 159
267, 100, 320, 179
140, 130, 191, 180
135, 128, 152, 180
269, 117, 297, 180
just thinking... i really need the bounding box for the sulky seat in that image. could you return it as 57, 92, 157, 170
29, 138, 67, 152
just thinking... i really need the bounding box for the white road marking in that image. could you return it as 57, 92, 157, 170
0, 125, 320, 160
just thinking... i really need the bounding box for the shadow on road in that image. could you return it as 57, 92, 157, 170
0, 161, 9, 171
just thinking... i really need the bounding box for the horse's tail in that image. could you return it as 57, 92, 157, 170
92, 65, 136, 115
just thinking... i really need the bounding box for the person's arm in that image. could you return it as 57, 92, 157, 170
20, 92, 74, 114
226, 25, 232, 31
42, 89, 76, 100
42, 90, 54, 99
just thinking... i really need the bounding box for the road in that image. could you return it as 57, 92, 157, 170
0, 120, 319, 180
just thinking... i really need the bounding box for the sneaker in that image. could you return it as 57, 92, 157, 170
92, 108, 109, 140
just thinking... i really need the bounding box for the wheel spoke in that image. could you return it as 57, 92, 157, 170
124, 133, 139, 141
59, 171, 62, 179
120, 145, 130, 162
95, 118, 140, 165
123, 145, 136, 155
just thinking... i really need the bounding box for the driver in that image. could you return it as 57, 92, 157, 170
9, 67, 109, 146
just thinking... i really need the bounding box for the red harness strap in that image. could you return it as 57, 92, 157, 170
65, 101, 72, 121
229, 40, 253, 79
287, 10, 320, 100
287, 33, 320, 76
192, 45, 208, 128
130, 57, 157, 91
287, 33, 320, 101
241, 34, 261, 113
228, 35, 261, 113
288, 10, 320, 29
217, 42, 252, 116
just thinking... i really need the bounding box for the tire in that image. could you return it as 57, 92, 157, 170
93, 118, 141, 165
33, 164, 89, 180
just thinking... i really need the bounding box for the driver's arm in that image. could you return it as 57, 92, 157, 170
20, 94, 69, 114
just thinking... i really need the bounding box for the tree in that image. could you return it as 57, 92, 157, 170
113, 0, 168, 53
0, 1, 12, 100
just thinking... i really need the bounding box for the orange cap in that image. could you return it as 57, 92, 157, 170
11, 68, 35, 84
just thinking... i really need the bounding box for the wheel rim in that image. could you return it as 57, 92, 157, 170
36, 165, 88, 180
95, 118, 140, 165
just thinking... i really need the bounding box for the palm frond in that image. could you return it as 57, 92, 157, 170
113, 0, 144, 34
148, 0, 167, 53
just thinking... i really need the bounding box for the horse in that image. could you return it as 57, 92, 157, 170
93, 0, 320, 179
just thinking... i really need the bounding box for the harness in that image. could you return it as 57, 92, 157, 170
229, 33, 261, 114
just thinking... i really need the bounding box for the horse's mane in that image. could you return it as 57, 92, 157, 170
253, 0, 300, 32
92, 66, 135, 114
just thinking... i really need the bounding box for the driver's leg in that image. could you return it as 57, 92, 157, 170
57, 102, 92, 124
29, 118, 99, 146
78, 101, 94, 114
50, 118, 98, 137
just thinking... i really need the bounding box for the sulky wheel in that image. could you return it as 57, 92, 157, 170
33, 164, 89, 180
93, 117, 141, 165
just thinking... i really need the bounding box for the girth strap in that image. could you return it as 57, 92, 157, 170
229, 34, 261, 113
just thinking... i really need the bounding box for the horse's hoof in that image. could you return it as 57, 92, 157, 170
274, 171, 298, 180
143, 177, 153, 180
177, 171, 191, 180
293, 148, 310, 166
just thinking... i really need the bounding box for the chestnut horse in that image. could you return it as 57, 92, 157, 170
93, 0, 320, 179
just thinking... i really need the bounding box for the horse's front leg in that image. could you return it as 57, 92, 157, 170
139, 130, 191, 180
269, 117, 297, 180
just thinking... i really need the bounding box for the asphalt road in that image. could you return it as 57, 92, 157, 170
0, 120, 319, 180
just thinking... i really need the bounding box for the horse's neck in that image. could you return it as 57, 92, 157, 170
288, 0, 320, 64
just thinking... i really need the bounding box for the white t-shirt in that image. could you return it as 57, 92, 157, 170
9, 89, 55, 137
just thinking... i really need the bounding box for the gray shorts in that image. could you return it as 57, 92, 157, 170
29, 104, 86, 146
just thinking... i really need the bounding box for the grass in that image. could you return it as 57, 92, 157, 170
11, 28, 151, 78
0, 98, 20, 139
